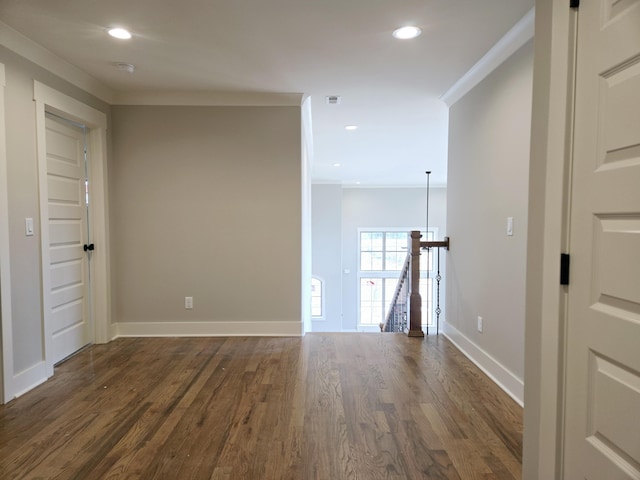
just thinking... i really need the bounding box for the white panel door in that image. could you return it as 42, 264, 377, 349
45, 114, 92, 364
564, 1, 640, 478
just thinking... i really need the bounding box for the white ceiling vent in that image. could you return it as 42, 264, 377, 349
325, 95, 341, 105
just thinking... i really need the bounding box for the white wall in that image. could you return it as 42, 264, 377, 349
0, 34, 308, 399
311, 184, 343, 331
445, 40, 533, 404
0, 45, 111, 401
110, 105, 303, 336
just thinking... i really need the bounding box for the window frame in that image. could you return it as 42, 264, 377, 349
311, 276, 324, 320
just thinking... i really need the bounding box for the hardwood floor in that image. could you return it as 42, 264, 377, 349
0, 334, 522, 479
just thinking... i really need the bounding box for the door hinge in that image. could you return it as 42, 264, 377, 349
570, 0, 579, 8
560, 253, 570, 285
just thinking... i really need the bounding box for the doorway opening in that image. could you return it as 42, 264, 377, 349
34, 81, 110, 380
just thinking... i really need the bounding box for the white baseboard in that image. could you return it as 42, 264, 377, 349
442, 321, 524, 406
112, 320, 304, 338
12, 361, 48, 399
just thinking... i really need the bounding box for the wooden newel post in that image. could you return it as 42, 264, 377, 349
408, 231, 424, 337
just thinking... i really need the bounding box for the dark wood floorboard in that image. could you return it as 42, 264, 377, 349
0, 334, 522, 479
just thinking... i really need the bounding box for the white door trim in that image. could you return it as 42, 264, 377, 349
0, 62, 16, 403
33, 81, 111, 378
524, 1, 576, 478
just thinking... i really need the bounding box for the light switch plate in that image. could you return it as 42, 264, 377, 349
507, 217, 514, 236
25, 217, 34, 236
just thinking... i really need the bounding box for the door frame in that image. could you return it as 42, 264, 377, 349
524, 1, 577, 478
0, 63, 16, 403
34, 81, 111, 378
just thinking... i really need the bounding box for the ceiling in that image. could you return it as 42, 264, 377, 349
0, 0, 534, 187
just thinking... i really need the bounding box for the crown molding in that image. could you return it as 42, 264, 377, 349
0, 21, 114, 104
113, 91, 304, 106
441, 7, 535, 107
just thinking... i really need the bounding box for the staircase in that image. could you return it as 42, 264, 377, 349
380, 231, 449, 335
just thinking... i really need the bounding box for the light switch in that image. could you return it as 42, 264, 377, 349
25, 217, 34, 236
507, 217, 514, 236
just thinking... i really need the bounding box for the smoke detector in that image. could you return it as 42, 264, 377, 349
326, 95, 341, 105
116, 63, 136, 74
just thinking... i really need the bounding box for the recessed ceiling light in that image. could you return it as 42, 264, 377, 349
108, 28, 132, 39
333, 163, 341, 167
345, 125, 358, 131
392, 26, 422, 40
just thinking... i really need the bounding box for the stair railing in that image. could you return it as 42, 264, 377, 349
380, 253, 411, 333
409, 230, 449, 337
381, 231, 450, 336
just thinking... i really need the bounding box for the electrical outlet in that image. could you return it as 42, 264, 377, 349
185, 296, 193, 309
477, 316, 483, 333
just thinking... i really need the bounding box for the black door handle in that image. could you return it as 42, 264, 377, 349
83, 243, 95, 252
